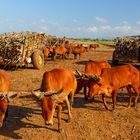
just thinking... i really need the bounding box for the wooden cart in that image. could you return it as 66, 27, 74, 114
112, 36, 140, 65
0, 32, 48, 69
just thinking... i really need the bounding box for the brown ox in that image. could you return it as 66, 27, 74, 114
32, 68, 77, 132
71, 44, 88, 59
87, 64, 140, 110
43, 47, 50, 60
43, 46, 54, 60
52, 46, 69, 60
89, 44, 99, 50
0, 70, 17, 127
76, 61, 111, 100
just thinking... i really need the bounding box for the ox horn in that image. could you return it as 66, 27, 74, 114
0, 92, 6, 100
0, 92, 17, 101
44, 88, 64, 96
31, 90, 43, 99
73, 64, 84, 78
75, 69, 83, 77
32, 88, 64, 100
84, 74, 101, 82
50, 88, 64, 100
7, 92, 17, 102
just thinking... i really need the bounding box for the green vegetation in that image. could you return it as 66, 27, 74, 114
67, 37, 115, 45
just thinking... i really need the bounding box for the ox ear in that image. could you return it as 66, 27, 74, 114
7, 92, 17, 102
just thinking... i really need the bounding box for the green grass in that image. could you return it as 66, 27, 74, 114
67, 38, 115, 45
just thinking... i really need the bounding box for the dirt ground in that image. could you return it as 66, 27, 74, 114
0, 48, 140, 140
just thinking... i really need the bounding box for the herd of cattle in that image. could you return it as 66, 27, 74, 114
0, 59, 140, 132
43, 42, 99, 60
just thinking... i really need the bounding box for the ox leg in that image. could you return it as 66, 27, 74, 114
132, 86, 139, 108
69, 92, 75, 111
0, 113, 6, 128
74, 54, 77, 59
112, 90, 118, 111
3, 106, 8, 122
62, 54, 64, 60
79, 54, 81, 59
64, 54, 67, 60
84, 86, 88, 100
65, 97, 72, 122
53, 55, 56, 60
127, 86, 132, 108
102, 94, 109, 110
57, 104, 63, 132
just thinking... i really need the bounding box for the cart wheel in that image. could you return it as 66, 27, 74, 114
32, 50, 44, 69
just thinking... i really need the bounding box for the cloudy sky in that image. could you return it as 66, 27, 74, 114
0, 0, 140, 39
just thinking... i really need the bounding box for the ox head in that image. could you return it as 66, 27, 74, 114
32, 88, 64, 126
86, 75, 113, 98
84, 74, 101, 98
0, 92, 17, 128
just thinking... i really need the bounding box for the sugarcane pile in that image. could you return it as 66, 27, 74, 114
46, 36, 65, 46
115, 36, 140, 62
0, 32, 47, 65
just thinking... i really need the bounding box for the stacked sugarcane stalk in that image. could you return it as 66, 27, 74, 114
115, 36, 140, 62
46, 36, 65, 46
0, 32, 47, 65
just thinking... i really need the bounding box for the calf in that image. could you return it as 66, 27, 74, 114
71, 44, 88, 59
43, 46, 54, 61
32, 68, 77, 132
89, 44, 99, 50
87, 64, 140, 110
52, 46, 69, 60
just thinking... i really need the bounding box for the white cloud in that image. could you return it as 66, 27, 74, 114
39, 26, 48, 31
101, 25, 112, 31
114, 25, 132, 33
73, 19, 78, 23
95, 16, 108, 24
122, 21, 128, 25
40, 19, 46, 23
1, 16, 140, 39
87, 26, 98, 33
49, 21, 59, 26
136, 20, 140, 25
85, 22, 140, 38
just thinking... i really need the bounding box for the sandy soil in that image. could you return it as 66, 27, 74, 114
0, 49, 140, 140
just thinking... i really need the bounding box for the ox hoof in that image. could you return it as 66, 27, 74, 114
127, 105, 131, 108
133, 105, 137, 109
45, 122, 53, 126
58, 127, 63, 133
104, 107, 109, 110
111, 109, 117, 113
67, 118, 71, 123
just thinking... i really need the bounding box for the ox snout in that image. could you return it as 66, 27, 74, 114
45, 121, 54, 126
